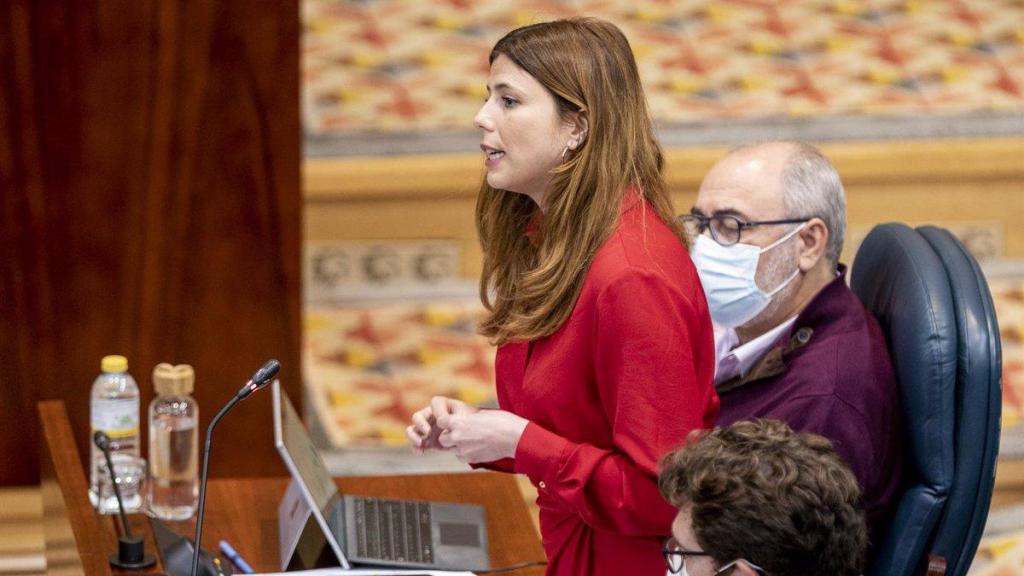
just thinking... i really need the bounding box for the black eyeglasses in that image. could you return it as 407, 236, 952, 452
663, 537, 712, 574
679, 214, 809, 247
663, 537, 768, 575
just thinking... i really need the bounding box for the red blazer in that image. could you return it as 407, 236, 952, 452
484, 195, 718, 576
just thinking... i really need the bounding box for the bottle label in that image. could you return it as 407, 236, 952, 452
91, 398, 139, 437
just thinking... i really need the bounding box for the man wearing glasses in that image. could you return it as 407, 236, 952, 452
658, 419, 867, 575
681, 141, 902, 544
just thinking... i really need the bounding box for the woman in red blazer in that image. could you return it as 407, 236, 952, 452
406, 18, 719, 576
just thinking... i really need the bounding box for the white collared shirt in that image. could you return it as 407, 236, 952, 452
713, 315, 799, 386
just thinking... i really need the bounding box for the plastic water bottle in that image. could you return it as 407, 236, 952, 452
89, 355, 142, 513
147, 363, 199, 520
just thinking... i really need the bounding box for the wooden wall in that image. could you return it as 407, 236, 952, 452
305, 137, 1024, 274
0, 0, 301, 485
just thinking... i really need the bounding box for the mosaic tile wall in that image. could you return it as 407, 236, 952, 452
303, 0, 1024, 136
304, 298, 493, 448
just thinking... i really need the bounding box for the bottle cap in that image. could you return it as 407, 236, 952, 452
152, 363, 195, 396
101, 355, 128, 373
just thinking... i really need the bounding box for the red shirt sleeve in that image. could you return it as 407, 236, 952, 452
470, 458, 515, 473
512, 269, 714, 536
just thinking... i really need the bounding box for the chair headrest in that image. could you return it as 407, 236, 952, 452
851, 223, 956, 488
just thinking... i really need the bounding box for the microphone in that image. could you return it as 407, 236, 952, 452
190, 359, 281, 576
236, 358, 281, 399
93, 431, 156, 569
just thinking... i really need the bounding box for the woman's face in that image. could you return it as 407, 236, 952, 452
473, 54, 579, 209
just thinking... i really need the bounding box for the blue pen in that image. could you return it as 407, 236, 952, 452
218, 540, 254, 574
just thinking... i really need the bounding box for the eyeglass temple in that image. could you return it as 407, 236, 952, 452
715, 559, 767, 575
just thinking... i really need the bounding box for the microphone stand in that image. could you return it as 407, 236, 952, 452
190, 359, 280, 576
190, 395, 240, 576
94, 431, 155, 569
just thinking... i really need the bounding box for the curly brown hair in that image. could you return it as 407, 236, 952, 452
658, 419, 867, 575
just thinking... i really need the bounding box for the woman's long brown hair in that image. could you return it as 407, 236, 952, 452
476, 18, 685, 345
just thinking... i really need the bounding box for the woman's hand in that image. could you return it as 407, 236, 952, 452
406, 396, 479, 453
437, 409, 529, 464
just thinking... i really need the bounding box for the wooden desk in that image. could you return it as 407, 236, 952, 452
39, 400, 545, 575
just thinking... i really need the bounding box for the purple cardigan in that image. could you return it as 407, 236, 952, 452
716, 266, 903, 544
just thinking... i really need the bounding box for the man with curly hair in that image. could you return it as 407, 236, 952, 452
658, 419, 867, 576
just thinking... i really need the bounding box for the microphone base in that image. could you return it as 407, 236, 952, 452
109, 535, 157, 569
109, 532, 156, 565
109, 553, 157, 570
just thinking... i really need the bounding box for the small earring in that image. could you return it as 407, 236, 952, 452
562, 139, 579, 159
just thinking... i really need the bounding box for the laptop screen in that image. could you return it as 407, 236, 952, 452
272, 381, 489, 572
273, 381, 340, 514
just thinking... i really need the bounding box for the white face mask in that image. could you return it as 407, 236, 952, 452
690, 224, 804, 328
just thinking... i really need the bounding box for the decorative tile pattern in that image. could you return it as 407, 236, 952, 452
994, 276, 1024, 454
303, 0, 1024, 135
304, 298, 496, 447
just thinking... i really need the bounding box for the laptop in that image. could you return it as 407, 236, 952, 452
272, 381, 490, 571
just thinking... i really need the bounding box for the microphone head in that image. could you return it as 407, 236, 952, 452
93, 430, 111, 450
250, 359, 281, 390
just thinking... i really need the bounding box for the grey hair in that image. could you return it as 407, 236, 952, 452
781, 142, 845, 267
730, 140, 846, 267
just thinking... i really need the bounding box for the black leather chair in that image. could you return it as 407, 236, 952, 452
852, 223, 1001, 576
918, 226, 1002, 576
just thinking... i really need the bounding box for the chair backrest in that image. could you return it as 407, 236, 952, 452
852, 223, 1002, 576
917, 226, 1002, 576
851, 223, 958, 576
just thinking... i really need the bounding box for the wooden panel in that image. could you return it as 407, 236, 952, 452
993, 458, 1024, 510
39, 401, 107, 576
307, 195, 483, 277
0, 0, 300, 485
0, 487, 43, 572
0, 0, 56, 489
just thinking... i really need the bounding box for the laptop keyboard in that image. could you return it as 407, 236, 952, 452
352, 497, 434, 565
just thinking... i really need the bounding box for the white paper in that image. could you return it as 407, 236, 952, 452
278, 477, 314, 571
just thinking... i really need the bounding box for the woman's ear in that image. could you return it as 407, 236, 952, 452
566, 111, 588, 149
